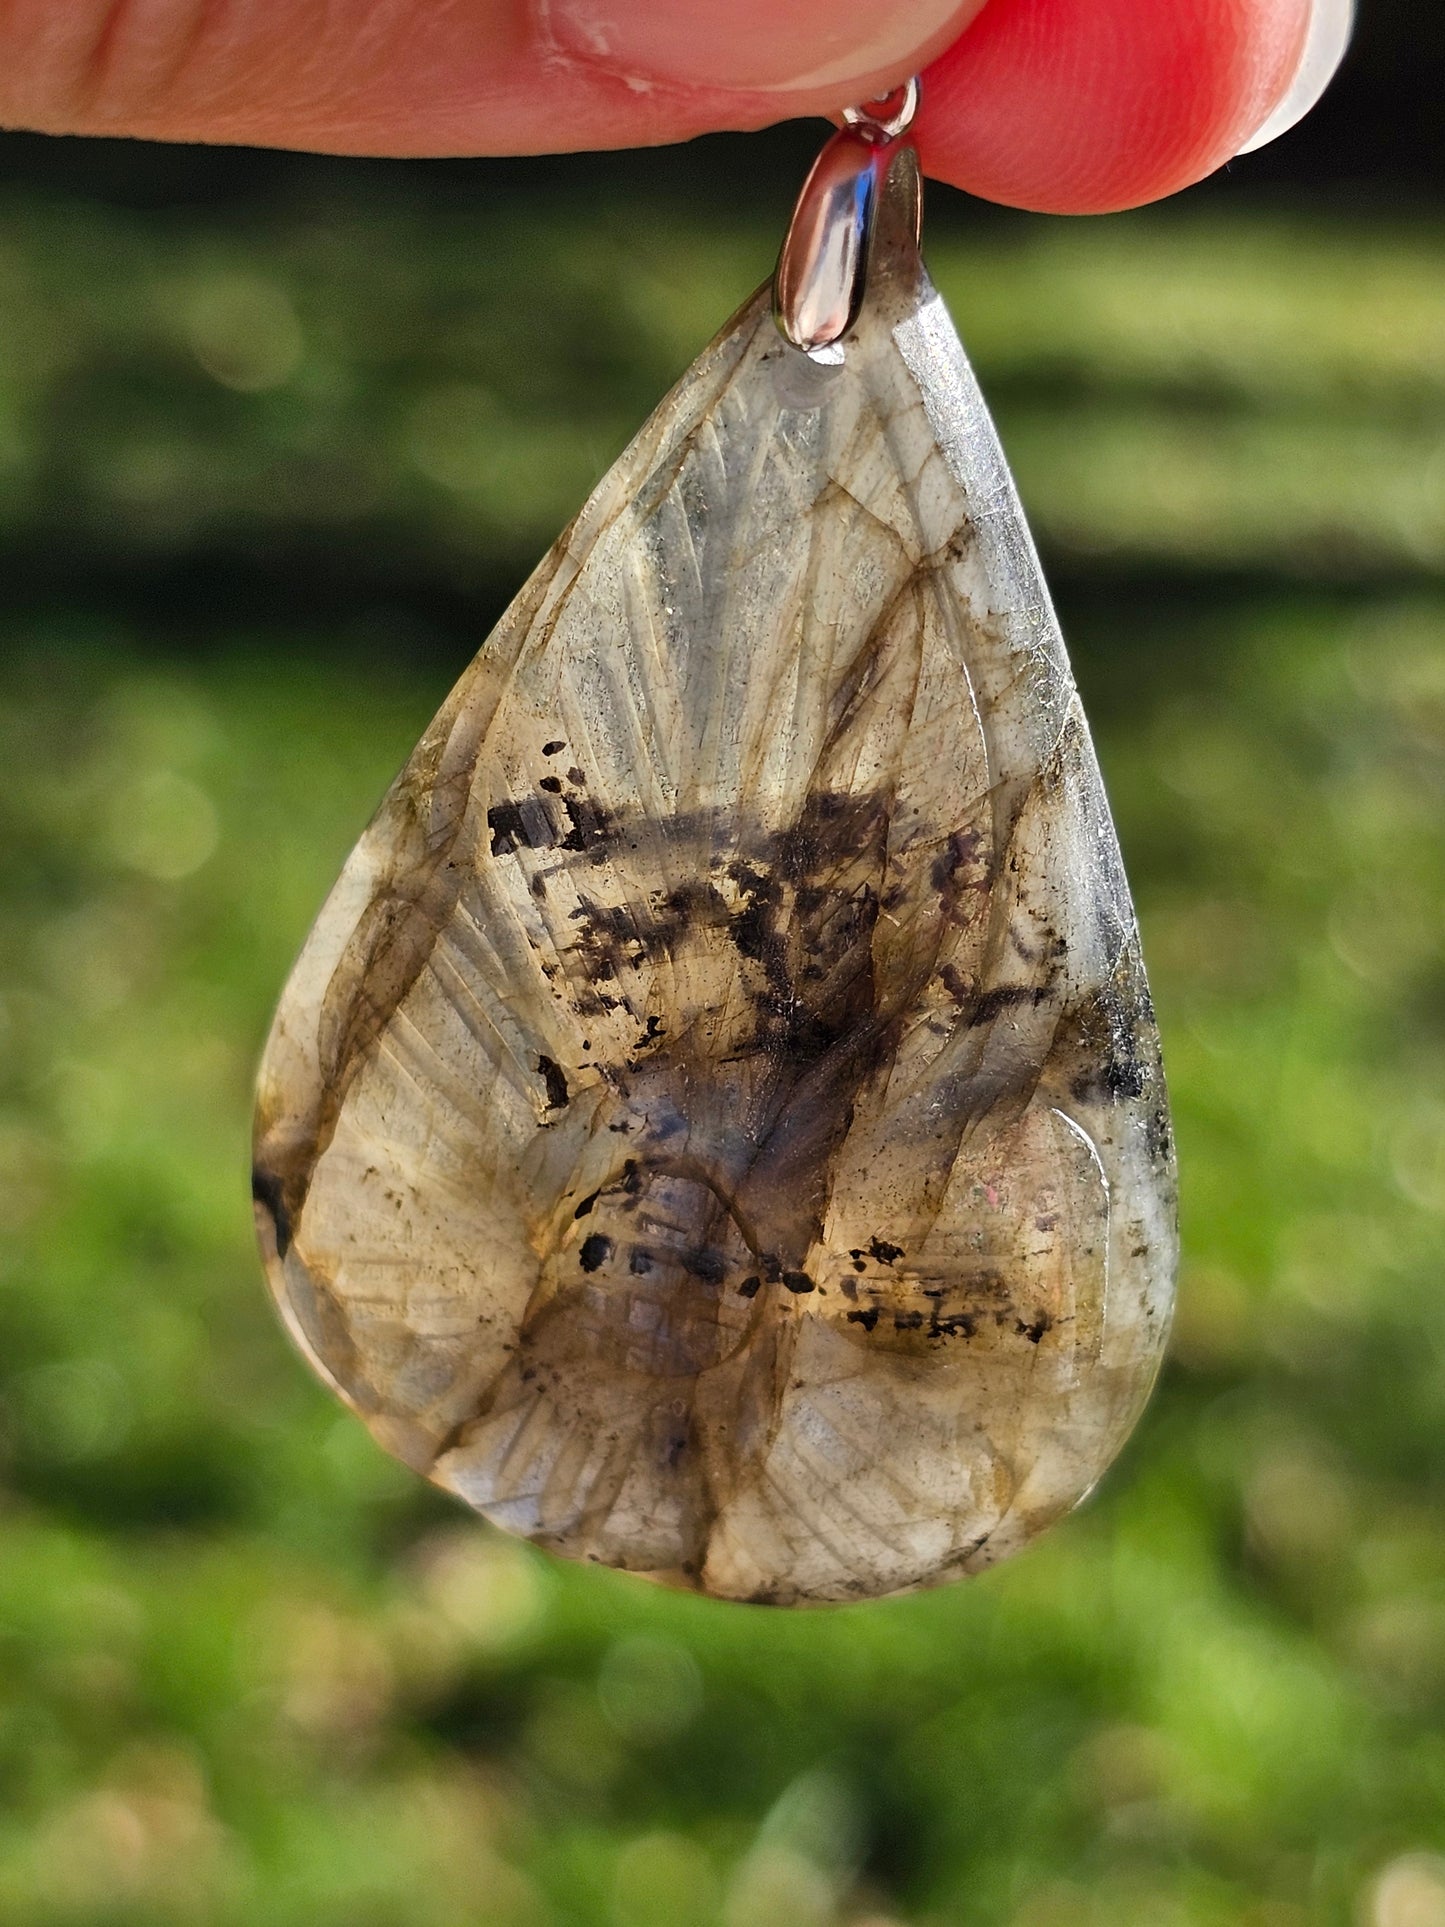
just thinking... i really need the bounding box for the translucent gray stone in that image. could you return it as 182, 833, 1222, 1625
253, 156, 1177, 1605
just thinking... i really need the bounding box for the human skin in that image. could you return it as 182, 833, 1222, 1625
0, 0, 1315, 213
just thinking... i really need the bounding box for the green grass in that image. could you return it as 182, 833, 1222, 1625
0, 184, 1442, 1926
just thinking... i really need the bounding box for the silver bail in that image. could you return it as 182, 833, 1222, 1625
774, 78, 921, 360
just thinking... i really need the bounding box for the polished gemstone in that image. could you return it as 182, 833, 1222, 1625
253, 157, 1177, 1604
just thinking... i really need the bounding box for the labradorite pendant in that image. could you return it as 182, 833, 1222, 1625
253, 94, 1177, 1605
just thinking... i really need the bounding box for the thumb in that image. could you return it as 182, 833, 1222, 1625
0, 0, 981, 152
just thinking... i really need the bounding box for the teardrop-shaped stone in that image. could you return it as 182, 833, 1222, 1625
254, 156, 1177, 1605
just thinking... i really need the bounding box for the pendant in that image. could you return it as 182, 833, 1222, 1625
253, 88, 1177, 1606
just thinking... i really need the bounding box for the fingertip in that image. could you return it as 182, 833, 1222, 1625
914, 0, 1313, 214
1236, 0, 1352, 153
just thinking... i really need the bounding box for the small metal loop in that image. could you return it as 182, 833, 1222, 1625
775, 78, 921, 359
841, 76, 920, 143
775, 128, 887, 357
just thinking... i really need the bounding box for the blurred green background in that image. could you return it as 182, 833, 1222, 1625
1, 9, 1444, 1924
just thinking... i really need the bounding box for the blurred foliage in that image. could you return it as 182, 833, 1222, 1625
0, 169, 1443, 1927
3, 198, 1445, 589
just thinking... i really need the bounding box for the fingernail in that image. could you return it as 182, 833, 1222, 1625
544, 0, 971, 95
1236, 0, 1354, 154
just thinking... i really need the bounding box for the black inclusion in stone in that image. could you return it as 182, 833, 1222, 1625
251, 1166, 292, 1259
579, 1233, 613, 1273
536, 1054, 569, 1110
486, 801, 531, 855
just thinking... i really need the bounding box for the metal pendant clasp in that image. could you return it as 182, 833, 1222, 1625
774, 79, 921, 360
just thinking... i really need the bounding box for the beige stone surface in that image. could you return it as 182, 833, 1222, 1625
253, 160, 1177, 1604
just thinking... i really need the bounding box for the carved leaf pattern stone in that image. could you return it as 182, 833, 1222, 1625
253, 160, 1178, 1605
